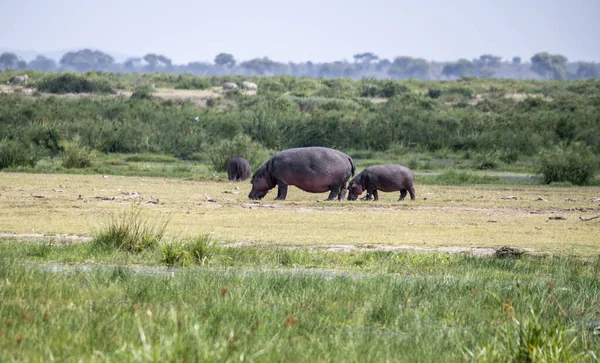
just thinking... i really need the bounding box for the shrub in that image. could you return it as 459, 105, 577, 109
130, 84, 155, 100
538, 147, 597, 185
315, 79, 360, 98
161, 234, 216, 266
427, 88, 442, 99
92, 207, 169, 253
37, 73, 115, 94
61, 139, 92, 168
25, 123, 62, 155
207, 134, 271, 172
0, 138, 41, 169
174, 76, 212, 90
445, 86, 474, 99
378, 81, 410, 98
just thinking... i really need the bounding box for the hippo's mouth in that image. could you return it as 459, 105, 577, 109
248, 190, 267, 200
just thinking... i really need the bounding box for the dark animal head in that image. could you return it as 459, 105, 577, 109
347, 178, 365, 201
248, 164, 275, 200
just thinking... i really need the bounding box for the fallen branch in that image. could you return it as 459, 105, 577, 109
579, 215, 600, 222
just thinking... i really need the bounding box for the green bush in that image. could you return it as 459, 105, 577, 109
538, 147, 597, 185
315, 78, 359, 98
174, 76, 212, 90
206, 134, 271, 172
130, 84, 155, 100
60, 139, 92, 168
445, 86, 474, 99
0, 138, 41, 169
161, 234, 217, 266
427, 88, 442, 99
26, 123, 62, 155
92, 207, 169, 253
37, 73, 115, 94
378, 81, 410, 98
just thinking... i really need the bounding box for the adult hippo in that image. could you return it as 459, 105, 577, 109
249, 147, 355, 201
242, 81, 258, 91
227, 156, 251, 182
223, 82, 238, 90
7, 75, 28, 85
347, 164, 415, 201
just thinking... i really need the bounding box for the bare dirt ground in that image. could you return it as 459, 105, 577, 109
1, 173, 599, 256
0, 85, 260, 108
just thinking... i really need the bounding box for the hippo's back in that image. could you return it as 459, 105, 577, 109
364, 164, 414, 191
270, 147, 354, 192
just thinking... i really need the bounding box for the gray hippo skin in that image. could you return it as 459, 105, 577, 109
248, 147, 355, 201
347, 164, 415, 201
227, 157, 251, 181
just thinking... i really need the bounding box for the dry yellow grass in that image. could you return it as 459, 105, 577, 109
1, 172, 599, 255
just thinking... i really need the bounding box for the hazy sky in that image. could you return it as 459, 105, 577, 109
1, 0, 598, 63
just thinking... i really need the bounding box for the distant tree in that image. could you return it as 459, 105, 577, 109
512, 56, 521, 65
387, 56, 431, 79
28, 55, 57, 71
576, 62, 600, 79
240, 57, 284, 75
530, 52, 568, 80
477, 54, 501, 68
143, 54, 173, 72
353, 52, 379, 69
214, 53, 236, 67
123, 57, 143, 71
376, 58, 391, 71
59, 49, 115, 71
306, 61, 315, 76
318, 61, 356, 78
187, 61, 212, 74
474, 54, 501, 78
0, 52, 20, 70
441, 59, 474, 78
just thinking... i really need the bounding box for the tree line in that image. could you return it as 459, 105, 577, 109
1, 49, 599, 80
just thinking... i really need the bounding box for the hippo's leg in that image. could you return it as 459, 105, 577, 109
363, 193, 372, 201
408, 187, 416, 201
275, 182, 288, 200
326, 184, 342, 201
372, 190, 379, 201
338, 183, 348, 201
399, 189, 407, 201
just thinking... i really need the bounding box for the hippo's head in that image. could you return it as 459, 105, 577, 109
248, 164, 275, 200
347, 180, 364, 201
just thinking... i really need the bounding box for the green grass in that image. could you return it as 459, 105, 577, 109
0, 245, 599, 361
92, 207, 169, 253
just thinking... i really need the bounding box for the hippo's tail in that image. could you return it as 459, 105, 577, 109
348, 157, 356, 177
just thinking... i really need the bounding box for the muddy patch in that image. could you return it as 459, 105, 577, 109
306, 244, 538, 256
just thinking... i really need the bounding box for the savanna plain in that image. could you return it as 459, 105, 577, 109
1, 72, 600, 361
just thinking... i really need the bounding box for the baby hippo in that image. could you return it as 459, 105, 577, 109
348, 164, 415, 201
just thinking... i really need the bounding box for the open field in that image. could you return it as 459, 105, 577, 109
1, 172, 599, 255
1, 243, 600, 361
1, 73, 599, 360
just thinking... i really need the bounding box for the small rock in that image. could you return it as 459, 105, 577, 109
548, 216, 566, 221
